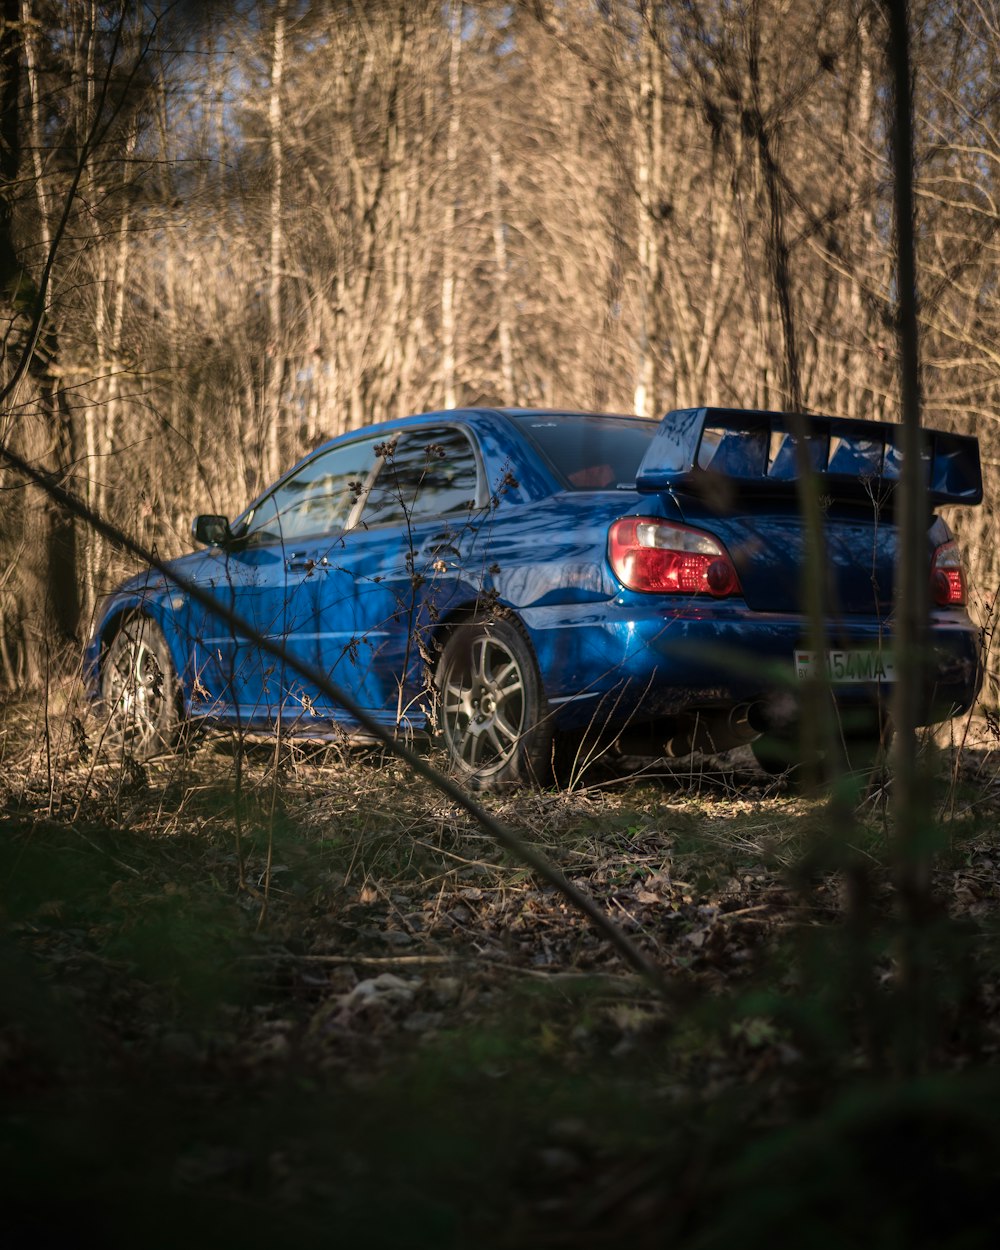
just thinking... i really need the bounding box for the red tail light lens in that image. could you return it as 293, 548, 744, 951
930, 540, 967, 606
609, 518, 741, 596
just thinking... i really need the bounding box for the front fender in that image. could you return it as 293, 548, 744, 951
84, 581, 194, 707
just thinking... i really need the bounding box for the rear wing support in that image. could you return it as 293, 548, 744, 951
635, 407, 982, 507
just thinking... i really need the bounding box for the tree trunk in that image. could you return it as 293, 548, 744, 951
0, 0, 79, 684
266, 0, 287, 482
440, 0, 461, 409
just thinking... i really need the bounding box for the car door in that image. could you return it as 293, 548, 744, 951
297, 424, 487, 730
193, 434, 383, 726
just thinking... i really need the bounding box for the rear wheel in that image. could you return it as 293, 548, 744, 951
750, 732, 796, 777
751, 725, 892, 791
435, 618, 552, 789
101, 617, 180, 759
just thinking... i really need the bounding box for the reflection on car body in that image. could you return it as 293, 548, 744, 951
85, 406, 984, 788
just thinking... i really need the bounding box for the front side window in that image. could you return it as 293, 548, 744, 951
241, 435, 383, 544
360, 427, 482, 527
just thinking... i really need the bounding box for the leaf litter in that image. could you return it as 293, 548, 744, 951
4, 700, 1000, 1243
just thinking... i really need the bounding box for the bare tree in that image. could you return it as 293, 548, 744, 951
1, 0, 997, 700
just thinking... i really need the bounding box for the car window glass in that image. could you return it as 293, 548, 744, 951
242, 436, 383, 544
361, 428, 481, 527
509, 412, 657, 490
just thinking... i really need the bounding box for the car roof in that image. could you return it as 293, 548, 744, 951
307, 407, 652, 454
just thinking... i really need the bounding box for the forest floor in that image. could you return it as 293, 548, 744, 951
3, 689, 1000, 1247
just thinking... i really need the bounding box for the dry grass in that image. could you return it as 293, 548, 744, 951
5, 686, 1000, 1245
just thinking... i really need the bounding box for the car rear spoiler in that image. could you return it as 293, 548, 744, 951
635, 407, 982, 506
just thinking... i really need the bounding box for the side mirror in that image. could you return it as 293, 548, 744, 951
192, 514, 232, 546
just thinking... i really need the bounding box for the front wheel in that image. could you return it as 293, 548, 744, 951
100, 616, 180, 759
434, 618, 552, 789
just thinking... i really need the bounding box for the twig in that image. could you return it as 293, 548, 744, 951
0, 435, 671, 996
241, 952, 458, 966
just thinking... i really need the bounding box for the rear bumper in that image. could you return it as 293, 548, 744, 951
521, 598, 982, 732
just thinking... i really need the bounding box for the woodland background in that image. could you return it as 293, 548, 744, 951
5, 6, 1000, 1243
0, 0, 998, 691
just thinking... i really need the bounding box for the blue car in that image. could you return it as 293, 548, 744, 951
85, 407, 983, 786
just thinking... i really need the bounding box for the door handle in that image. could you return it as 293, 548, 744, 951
419, 533, 461, 560
285, 553, 329, 574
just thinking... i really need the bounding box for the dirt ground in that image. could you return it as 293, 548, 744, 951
3, 696, 1000, 1247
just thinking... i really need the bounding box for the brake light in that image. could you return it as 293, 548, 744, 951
609, 518, 741, 596
930, 540, 967, 606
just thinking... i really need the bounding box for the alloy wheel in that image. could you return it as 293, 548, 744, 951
439, 631, 528, 775
103, 624, 173, 756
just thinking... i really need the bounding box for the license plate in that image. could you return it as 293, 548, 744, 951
794, 649, 896, 683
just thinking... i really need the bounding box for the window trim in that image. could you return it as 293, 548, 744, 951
233, 432, 386, 548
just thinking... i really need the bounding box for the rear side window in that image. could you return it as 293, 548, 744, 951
511, 412, 657, 490
361, 427, 482, 526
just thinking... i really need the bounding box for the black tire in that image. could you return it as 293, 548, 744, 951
435, 617, 552, 788
840, 732, 890, 778
750, 733, 797, 776
838, 730, 893, 798
100, 616, 180, 759
750, 727, 892, 791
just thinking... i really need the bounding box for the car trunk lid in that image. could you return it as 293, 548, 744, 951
635, 407, 981, 616
674, 500, 897, 615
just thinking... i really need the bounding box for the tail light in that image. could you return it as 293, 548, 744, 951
930, 540, 967, 606
609, 517, 741, 596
